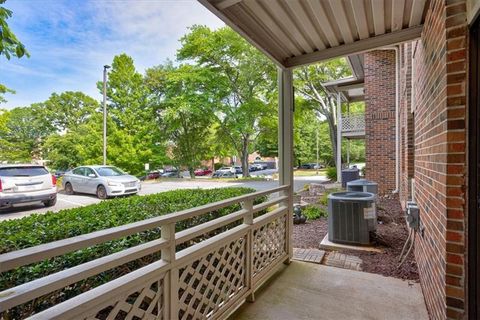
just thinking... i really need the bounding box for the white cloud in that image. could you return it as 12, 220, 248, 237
0, 0, 224, 109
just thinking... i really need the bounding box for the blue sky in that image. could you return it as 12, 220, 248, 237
0, 0, 224, 109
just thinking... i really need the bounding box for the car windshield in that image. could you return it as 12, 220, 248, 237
0, 166, 48, 177
96, 166, 126, 177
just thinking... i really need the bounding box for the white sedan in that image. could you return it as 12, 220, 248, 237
62, 165, 141, 199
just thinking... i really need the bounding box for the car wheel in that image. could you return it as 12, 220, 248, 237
43, 196, 57, 207
97, 185, 108, 199
64, 182, 75, 195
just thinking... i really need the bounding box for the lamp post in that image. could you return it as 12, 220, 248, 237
102, 65, 111, 165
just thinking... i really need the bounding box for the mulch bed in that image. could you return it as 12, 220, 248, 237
293, 218, 328, 249
347, 197, 419, 281
293, 193, 419, 281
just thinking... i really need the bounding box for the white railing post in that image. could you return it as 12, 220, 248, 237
242, 199, 255, 302
278, 67, 294, 264
161, 223, 178, 320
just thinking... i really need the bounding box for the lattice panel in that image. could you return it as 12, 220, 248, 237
342, 114, 365, 132
252, 215, 287, 277
177, 237, 246, 320
86, 276, 165, 320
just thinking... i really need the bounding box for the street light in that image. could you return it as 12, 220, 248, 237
102, 65, 111, 165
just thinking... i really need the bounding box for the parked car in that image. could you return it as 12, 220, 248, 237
62, 165, 141, 199
233, 166, 243, 174
161, 171, 179, 178
0, 164, 57, 209
250, 163, 266, 171
299, 163, 316, 169
212, 171, 237, 178
216, 167, 235, 173
313, 164, 325, 169
54, 170, 66, 178
194, 168, 213, 176
147, 170, 161, 180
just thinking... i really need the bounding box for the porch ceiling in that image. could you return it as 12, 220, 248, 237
199, 0, 428, 68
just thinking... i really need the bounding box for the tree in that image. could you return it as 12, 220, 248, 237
98, 54, 149, 132
44, 112, 156, 173
0, 0, 29, 104
0, 85, 14, 104
255, 97, 335, 166
0, 0, 28, 60
177, 26, 276, 177
146, 63, 219, 177
97, 54, 165, 175
40, 91, 99, 132
295, 58, 352, 168
0, 106, 53, 161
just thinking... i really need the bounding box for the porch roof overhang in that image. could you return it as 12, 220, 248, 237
199, 0, 428, 68
323, 76, 364, 102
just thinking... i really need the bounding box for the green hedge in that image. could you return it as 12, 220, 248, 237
0, 187, 261, 319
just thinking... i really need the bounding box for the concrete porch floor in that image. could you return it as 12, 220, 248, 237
230, 261, 428, 320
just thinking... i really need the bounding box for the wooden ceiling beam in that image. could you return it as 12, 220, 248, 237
409, 0, 427, 27
350, 0, 370, 40
305, 0, 339, 47
392, 0, 406, 31
371, 0, 386, 35
328, 0, 354, 44
243, 0, 301, 56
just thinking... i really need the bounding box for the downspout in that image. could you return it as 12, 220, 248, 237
379, 46, 400, 193
393, 46, 400, 194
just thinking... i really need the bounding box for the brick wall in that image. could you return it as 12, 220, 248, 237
364, 50, 397, 194
408, 0, 468, 318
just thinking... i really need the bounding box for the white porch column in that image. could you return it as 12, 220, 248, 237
278, 67, 294, 262
336, 92, 342, 183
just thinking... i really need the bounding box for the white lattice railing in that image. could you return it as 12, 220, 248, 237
342, 113, 365, 133
0, 185, 291, 320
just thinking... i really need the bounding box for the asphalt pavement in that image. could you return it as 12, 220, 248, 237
0, 172, 327, 221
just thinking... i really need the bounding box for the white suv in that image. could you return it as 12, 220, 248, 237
0, 164, 57, 209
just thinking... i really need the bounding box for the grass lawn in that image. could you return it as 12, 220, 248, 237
294, 169, 327, 176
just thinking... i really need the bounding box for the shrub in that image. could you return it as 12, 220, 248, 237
326, 167, 337, 180
0, 187, 263, 318
318, 188, 344, 206
303, 205, 328, 220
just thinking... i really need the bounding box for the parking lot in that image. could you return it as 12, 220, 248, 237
0, 176, 327, 221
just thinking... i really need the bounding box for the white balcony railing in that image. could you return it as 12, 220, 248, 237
341, 113, 365, 135
0, 185, 291, 320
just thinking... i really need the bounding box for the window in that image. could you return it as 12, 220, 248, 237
84, 168, 96, 177
96, 167, 126, 177
72, 167, 85, 176
0, 166, 48, 177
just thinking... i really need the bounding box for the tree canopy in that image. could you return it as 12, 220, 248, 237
0, 0, 29, 104
0, 24, 364, 176
177, 25, 277, 176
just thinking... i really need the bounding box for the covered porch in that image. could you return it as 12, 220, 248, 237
0, 0, 473, 319
230, 261, 427, 320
